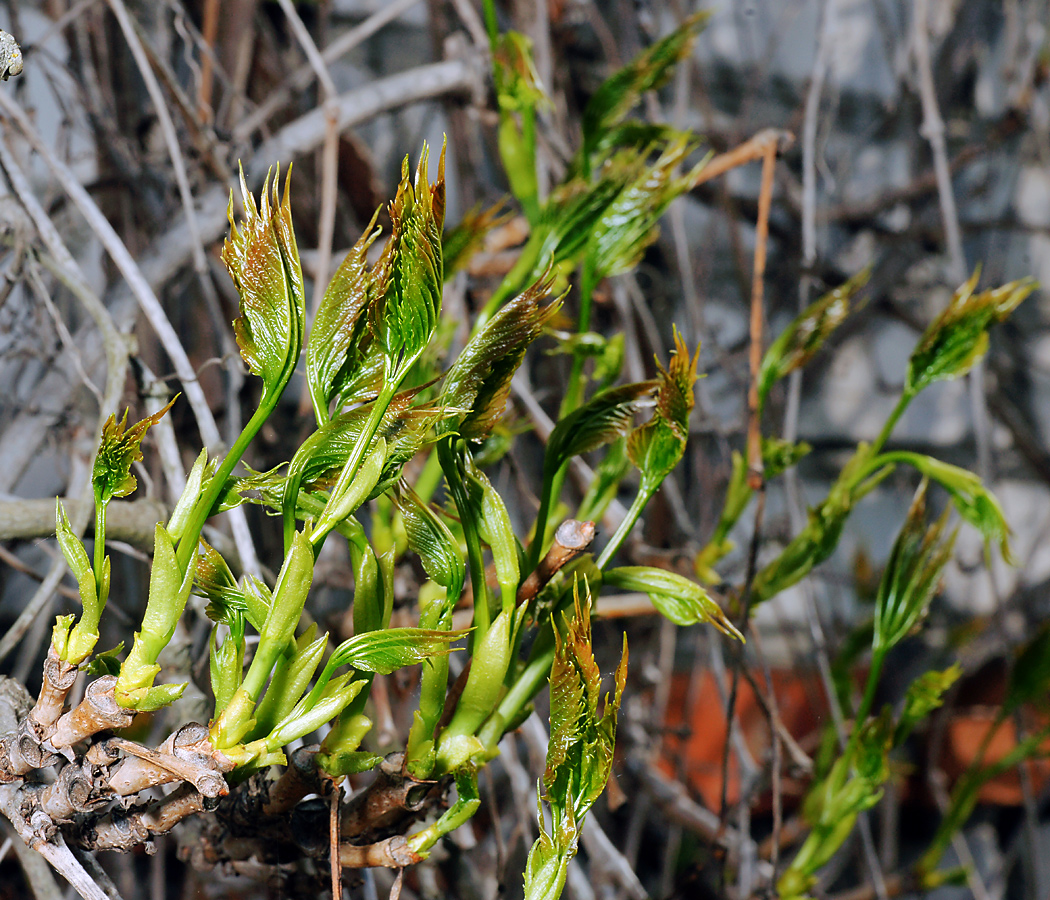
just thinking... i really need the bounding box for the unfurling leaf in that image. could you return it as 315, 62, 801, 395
546, 381, 657, 477
306, 209, 382, 424
780, 717, 891, 900
524, 580, 627, 900
580, 11, 709, 165
627, 329, 698, 489
210, 614, 245, 715
372, 142, 446, 373
589, 136, 704, 279
494, 31, 549, 113
394, 481, 465, 608
758, 269, 866, 411
92, 399, 176, 506
751, 444, 892, 605
872, 481, 956, 655
881, 451, 1013, 562
602, 567, 743, 640
493, 32, 549, 220
326, 627, 467, 677
54, 501, 98, 655
223, 165, 306, 401
906, 273, 1035, 396
442, 276, 561, 441
464, 458, 521, 612
281, 386, 448, 546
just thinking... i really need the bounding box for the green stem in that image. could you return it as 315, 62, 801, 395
93, 501, 107, 586
871, 389, 915, 455
842, 647, 886, 766
528, 258, 599, 570
560, 256, 597, 419
528, 463, 559, 572
439, 439, 491, 642
175, 397, 274, 572
596, 484, 653, 570
481, 0, 498, 45
311, 376, 398, 552
478, 625, 555, 750
519, 107, 540, 224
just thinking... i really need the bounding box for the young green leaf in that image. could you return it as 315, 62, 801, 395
627, 329, 697, 483
547, 381, 657, 475
371, 142, 445, 375
394, 481, 465, 607
247, 625, 329, 742
210, 614, 245, 716
750, 443, 892, 604
589, 135, 704, 279
325, 627, 467, 676
872, 481, 956, 655
905, 273, 1035, 396
223, 165, 306, 402
896, 664, 961, 745
524, 580, 627, 900
779, 717, 891, 900
92, 399, 176, 507
464, 459, 521, 613
757, 269, 866, 412
54, 500, 99, 663
596, 332, 700, 569
306, 209, 382, 424
442, 276, 561, 442
580, 12, 709, 165
493, 32, 549, 221
878, 451, 1013, 562
602, 567, 742, 640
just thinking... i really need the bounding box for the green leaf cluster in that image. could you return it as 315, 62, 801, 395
524, 582, 627, 900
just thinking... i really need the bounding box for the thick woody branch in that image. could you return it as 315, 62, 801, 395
104, 728, 231, 799
29, 649, 78, 736
73, 784, 213, 853
49, 678, 134, 750
261, 746, 322, 817
338, 835, 422, 869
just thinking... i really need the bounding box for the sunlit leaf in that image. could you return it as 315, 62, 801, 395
307, 209, 382, 424
872, 481, 956, 654
92, 399, 177, 506
442, 275, 561, 441
906, 273, 1035, 396
525, 580, 627, 900
602, 566, 742, 640
580, 12, 709, 164
758, 269, 866, 411
223, 165, 306, 401
371, 142, 446, 373
547, 380, 657, 477
627, 330, 698, 488
589, 136, 704, 279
